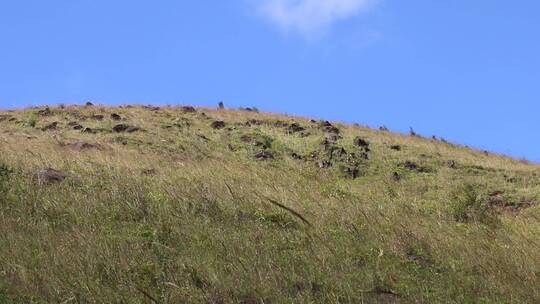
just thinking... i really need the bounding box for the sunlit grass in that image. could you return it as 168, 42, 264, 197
0, 104, 539, 303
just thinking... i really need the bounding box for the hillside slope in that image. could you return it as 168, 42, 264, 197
0, 104, 539, 303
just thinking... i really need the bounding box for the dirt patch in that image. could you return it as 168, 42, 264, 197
37, 168, 68, 185
113, 124, 140, 133
353, 136, 370, 148
255, 150, 274, 160
287, 123, 305, 134
400, 161, 432, 173
36, 107, 52, 116
487, 191, 537, 213
90, 114, 104, 121
240, 134, 270, 148
82, 127, 99, 134
319, 121, 340, 134
65, 141, 101, 151
110, 113, 122, 120
68, 122, 84, 130
182, 106, 197, 113
41, 122, 59, 131
210, 121, 226, 130
245, 119, 264, 126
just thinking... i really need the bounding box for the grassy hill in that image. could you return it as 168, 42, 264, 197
0, 104, 539, 303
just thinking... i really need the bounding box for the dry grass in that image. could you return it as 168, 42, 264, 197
0, 104, 539, 303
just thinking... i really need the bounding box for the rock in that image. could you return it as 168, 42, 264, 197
210, 121, 226, 129
330, 146, 347, 159
310, 149, 321, 158
447, 160, 457, 169
353, 137, 370, 148
141, 105, 160, 111
245, 119, 263, 126
401, 161, 432, 173
328, 134, 342, 142
110, 113, 122, 121
379, 126, 389, 131
90, 114, 104, 121
255, 150, 274, 160
66, 141, 100, 151
273, 120, 290, 127
320, 121, 340, 134
67, 122, 83, 130
37, 168, 68, 185
85, 102, 94, 106
287, 123, 305, 133
82, 127, 97, 134
390, 145, 401, 151
358, 151, 369, 160
41, 122, 59, 131
113, 124, 139, 133
342, 166, 360, 179
291, 153, 303, 160
181, 106, 197, 113
318, 160, 332, 168
37, 107, 52, 116
240, 134, 268, 148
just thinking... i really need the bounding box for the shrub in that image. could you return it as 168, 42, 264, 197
25, 117, 37, 128
450, 183, 497, 225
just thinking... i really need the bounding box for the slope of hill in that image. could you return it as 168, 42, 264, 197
0, 104, 539, 303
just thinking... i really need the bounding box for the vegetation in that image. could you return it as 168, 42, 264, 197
0, 104, 539, 303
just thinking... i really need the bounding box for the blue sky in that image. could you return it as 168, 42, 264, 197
1, 1, 539, 161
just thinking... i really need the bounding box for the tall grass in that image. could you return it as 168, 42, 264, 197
0, 105, 539, 303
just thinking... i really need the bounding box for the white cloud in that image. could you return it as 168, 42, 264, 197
257, 0, 377, 35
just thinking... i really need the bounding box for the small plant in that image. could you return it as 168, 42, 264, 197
450, 183, 497, 225
25, 117, 37, 128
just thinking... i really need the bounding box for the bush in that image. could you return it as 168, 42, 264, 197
25, 117, 37, 128
450, 183, 497, 225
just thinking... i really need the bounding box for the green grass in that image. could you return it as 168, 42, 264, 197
0, 104, 539, 303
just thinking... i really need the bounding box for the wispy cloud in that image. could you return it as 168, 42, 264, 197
256, 0, 377, 36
